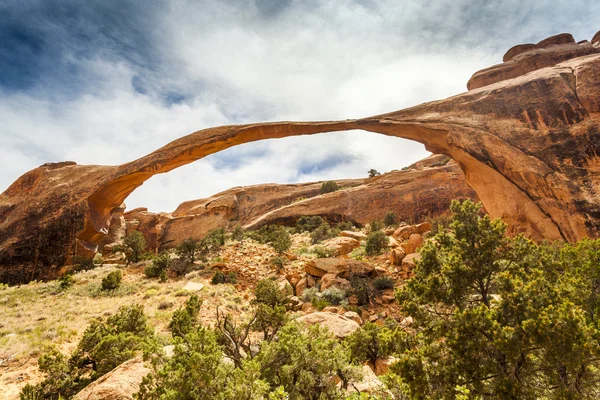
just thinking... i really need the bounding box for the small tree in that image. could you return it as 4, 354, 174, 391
368, 169, 381, 178
176, 238, 199, 264
101, 270, 122, 291
230, 225, 244, 242
269, 226, 291, 254
383, 212, 397, 227
144, 253, 171, 278
122, 231, 147, 263
320, 181, 339, 194
169, 295, 202, 338
365, 230, 388, 255
345, 322, 403, 366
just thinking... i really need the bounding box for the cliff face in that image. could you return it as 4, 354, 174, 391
1, 30, 600, 283
121, 155, 476, 252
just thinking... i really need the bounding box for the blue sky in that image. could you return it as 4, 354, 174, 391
1, 0, 598, 211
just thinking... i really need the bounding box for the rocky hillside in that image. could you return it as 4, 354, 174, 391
115, 154, 475, 253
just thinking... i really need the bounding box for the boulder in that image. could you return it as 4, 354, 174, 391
296, 312, 360, 338
374, 357, 397, 376
393, 225, 418, 240
389, 248, 406, 266
182, 282, 205, 292
339, 230, 367, 241
593, 30, 600, 46
305, 258, 374, 278
320, 236, 360, 255
502, 43, 538, 62
348, 365, 385, 394
296, 278, 307, 297
285, 272, 302, 288
416, 222, 431, 234
277, 278, 294, 297
401, 253, 421, 279
73, 356, 150, 400
343, 311, 363, 325
403, 233, 424, 254
320, 273, 351, 291
536, 33, 575, 49
387, 236, 400, 248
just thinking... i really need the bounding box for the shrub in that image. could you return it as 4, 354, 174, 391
169, 258, 191, 276
350, 275, 373, 306
296, 215, 325, 232
211, 271, 237, 285
169, 294, 202, 338
310, 297, 331, 310
144, 253, 171, 278
345, 322, 402, 366
205, 228, 226, 249
23, 305, 157, 399
72, 255, 95, 271
373, 276, 394, 291
269, 226, 291, 254
252, 280, 290, 341
59, 274, 74, 290
176, 238, 200, 263
383, 212, 397, 227
230, 225, 244, 242
270, 256, 285, 269
301, 287, 320, 302
365, 230, 388, 255
368, 169, 381, 178
159, 269, 168, 283
369, 220, 383, 232
320, 180, 339, 194
311, 245, 336, 258
321, 287, 347, 306
101, 270, 122, 291
253, 279, 289, 308
336, 220, 355, 231
122, 231, 147, 263
247, 225, 291, 254
310, 223, 339, 244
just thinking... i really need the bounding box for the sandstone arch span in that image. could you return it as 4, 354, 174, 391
1, 33, 600, 283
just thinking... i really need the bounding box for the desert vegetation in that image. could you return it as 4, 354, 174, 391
1, 200, 599, 399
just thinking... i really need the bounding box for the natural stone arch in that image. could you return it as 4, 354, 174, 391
2, 49, 599, 283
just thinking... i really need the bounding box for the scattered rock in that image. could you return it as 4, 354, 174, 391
340, 231, 367, 241
403, 233, 424, 254
296, 277, 307, 297
296, 312, 360, 338
320, 273, 351, 291
182, 282, 205, 292
320, 236, 360, 255
73, 356, 150, 400
392, 225, 418, 240
348, 365, 385, 394
401, 253, 421, 279
416, 222, 431, 234
374, 357, 397, 376
305, 258, 374, 279
343, 311, 363, 325
389, 248, 406, 266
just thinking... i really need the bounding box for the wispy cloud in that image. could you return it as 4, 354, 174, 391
1, 0, 598, 211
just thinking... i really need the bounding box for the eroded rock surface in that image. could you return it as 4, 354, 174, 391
2, 30, 600, 283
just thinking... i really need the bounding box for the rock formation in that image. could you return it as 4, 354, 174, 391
122, 155, 475, 252
1, 30, 600, 283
